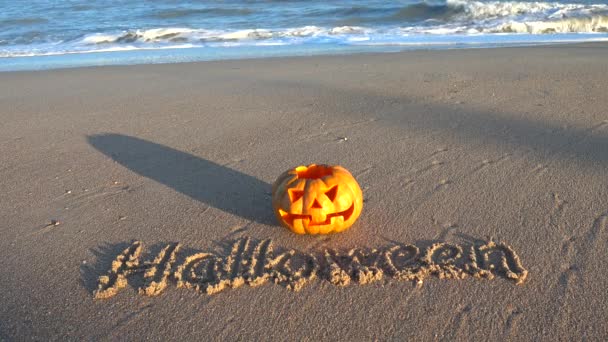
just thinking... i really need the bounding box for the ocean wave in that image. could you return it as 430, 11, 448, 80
81, 28, 198, 44
400, 0, 608, 26
319, 1, 566, 25
336, 0, 608, 29
449, 0, 608, 20
449, 0, 556, 19
77, 26, 370, 46
3, 0, 608, 58
74, 17, 608, 49
490, 15, 608, 33
391, 2, 464, 22
394, 0, 608, 34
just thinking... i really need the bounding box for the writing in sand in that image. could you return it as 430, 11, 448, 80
94, 237, 528, 299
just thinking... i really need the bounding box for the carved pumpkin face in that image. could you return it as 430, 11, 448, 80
272, 164, 363, 234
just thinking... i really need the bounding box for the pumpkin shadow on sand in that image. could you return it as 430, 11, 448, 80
87, 134, 275, 225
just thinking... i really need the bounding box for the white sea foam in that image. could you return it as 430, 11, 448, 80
449, 0, 608, 20
458, 0, 608, 33
73, 25, 371, 46
449, 0, 556, 19
491, 15, 608, 33
0, 43, 197, 58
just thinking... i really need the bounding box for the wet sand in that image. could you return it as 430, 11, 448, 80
1, 43, 607, 340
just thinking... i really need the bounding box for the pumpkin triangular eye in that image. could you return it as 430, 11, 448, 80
325, 185, 338, 201
289, 189, 305, 202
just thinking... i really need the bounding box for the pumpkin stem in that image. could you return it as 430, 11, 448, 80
295, 164, 333, 179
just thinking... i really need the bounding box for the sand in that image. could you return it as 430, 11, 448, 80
1, 43, 607, 340
94, 238, 526, 298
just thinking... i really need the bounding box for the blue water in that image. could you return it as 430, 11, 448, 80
1, 0, 608, 71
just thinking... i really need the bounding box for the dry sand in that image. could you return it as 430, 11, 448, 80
1, 43, 607, 340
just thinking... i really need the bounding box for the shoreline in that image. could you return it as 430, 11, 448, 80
2, 40, 608, 73
1, 43, 607, 339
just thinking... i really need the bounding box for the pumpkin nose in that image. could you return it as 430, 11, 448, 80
311, 198, 323, 209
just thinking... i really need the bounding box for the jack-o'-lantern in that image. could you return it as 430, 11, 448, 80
272, 164, 363, 234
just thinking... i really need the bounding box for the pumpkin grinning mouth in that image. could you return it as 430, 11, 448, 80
280, 203, 355, 227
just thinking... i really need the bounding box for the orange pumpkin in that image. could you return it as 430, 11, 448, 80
272, 164, 363, 234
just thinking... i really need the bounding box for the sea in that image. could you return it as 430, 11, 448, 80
1, 0, 608, 71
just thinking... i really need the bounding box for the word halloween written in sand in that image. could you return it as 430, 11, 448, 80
94, 237, 528, 299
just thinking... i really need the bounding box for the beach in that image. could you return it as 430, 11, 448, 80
1, 44, 608, 340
